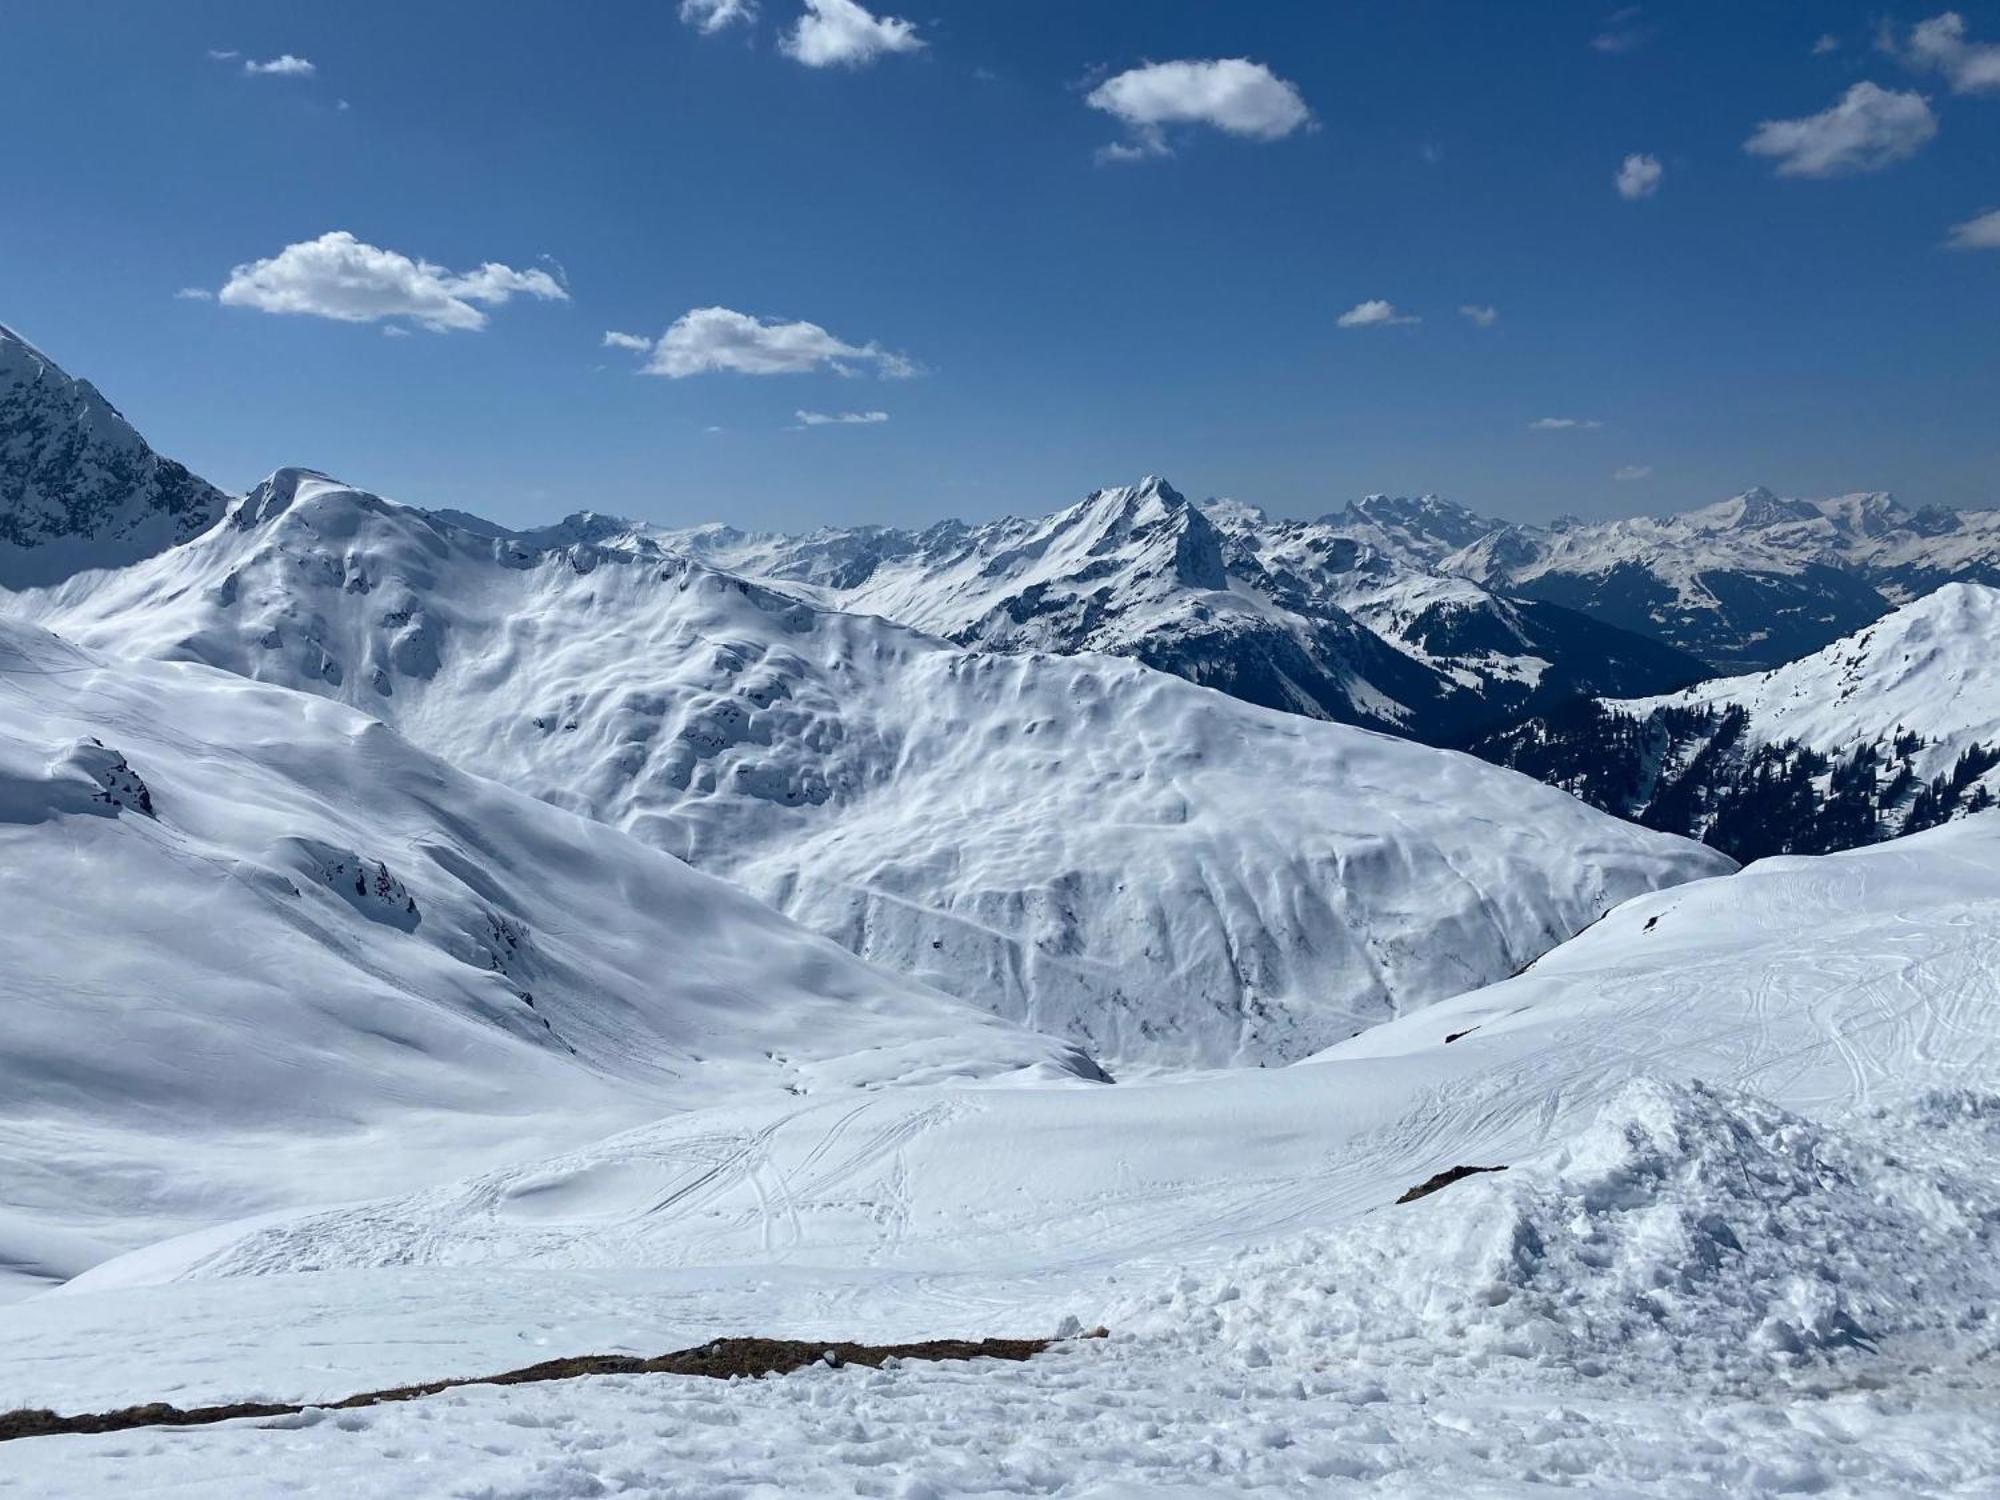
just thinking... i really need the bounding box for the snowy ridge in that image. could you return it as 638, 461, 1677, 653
11, 469, 1728, 1067
0, 324, 226, 587
0, 614, 1089, 1292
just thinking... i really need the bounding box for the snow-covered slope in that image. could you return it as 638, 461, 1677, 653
1445, 485, 2000, 670
11, 470, 1729, 1068
0, 615, 1089, 1294
14, 816, 1998, 1496
1474, 584, 2000, 861
670, 478, 1710, 743
0, 324, 225, 587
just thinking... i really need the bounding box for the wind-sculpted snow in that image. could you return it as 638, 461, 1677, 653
0, 616, 1090, 1293
0, 325, 225, 587
13, 471, 1729, 1066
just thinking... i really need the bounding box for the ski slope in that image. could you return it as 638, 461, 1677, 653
6, 817, 1999, 1496
11, 469, 1728, 1067
0, 616, 1091, 1298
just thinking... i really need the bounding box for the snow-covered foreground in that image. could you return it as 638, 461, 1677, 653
6, 818, 1999, 1495
0, 616, 1090, 1296
12, 469, 1727, 1066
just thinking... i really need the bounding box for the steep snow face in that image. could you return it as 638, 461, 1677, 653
0, 615, 1088, 1292
672, 478, 1709, 743
11, 471, 1729, 1068
0, 325, 226, 587
1474, 584, 2000, 861
1446, 486, 2000, 670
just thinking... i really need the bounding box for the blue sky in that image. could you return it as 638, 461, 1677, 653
4, 1, 1998, 530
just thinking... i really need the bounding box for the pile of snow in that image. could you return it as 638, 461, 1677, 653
10, 469, 1728, 1066
0, 615, 1089, 1293
1126, 1078, 2000, 1390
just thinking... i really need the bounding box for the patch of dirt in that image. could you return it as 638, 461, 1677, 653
1395, 1163, 1507, 1204
0, 1333, 1088, 1444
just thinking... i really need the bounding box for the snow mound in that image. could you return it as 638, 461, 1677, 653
1126, 1077, 2000, 1389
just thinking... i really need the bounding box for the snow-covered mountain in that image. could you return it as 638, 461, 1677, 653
0, 614, 1090, 1293
0, 324, 225, 587
11, 468, 1728, 1069
667, 478, 1710, 743
1472, 582, 2000, 861
1438, 485, 2000, 671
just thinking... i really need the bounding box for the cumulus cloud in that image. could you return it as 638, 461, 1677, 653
1459, 304, 1500, 328
1899, 12, 2000, 94
1087, 59, 1310, 160
793, 409, 889, 427
243, 54, 316, 77
1531, 417, 1604, 431
612, 307, 916, 378
1613, 464, 1654, 480
679, 0, 758, 34
1337, 299, 1420, 329
1744, 82, 1937, 177
216, 231, 568, 332
781, 0, 923, 68
601, 330, 653, 351
1946, 207, 2000, 249
1615, 152, 1664, 199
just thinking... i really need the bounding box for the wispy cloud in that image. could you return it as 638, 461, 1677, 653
173, 287, 214, 301
781, 0, 922, 68
793, 409, 890, 428
205, 48, 239, 61
611, 307, 916, 378
1531, 417, 1604, 431
1591, 7, 1652, 54
1946, 207, 2000, 249
1813, 34, 1841, 56
1613, 464, 1653, 481
1459, 304, 1500, 328
1615, 152, 1664, 199
1087, 58, 1310, 161
679, 0, 758, 35
214, 231, 567, 332
1744, 82, 1937, 177
1337, 299, 1420, 329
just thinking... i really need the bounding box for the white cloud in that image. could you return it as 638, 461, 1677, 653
614, 307, 916, 378
1531, 417, 1604, 431
1087, 59, 1310, 160
679, 0, 758, 34
244, 54, 316, 77
1459, 303, 1500, 328
601, 330, 653, 352
1336, 299, 1420, 329
1900, 12, 2000, 94
1591, 8, 1651, 54
206, 49, 239, 61
793, 409, 889, 427
381, 325, 412, 338
1946, 207, 2000, 249
1813, 34, 1841, 56
173, 287, 214, 301
780, 0, 922, 68
1615, 152, 1664, 199
1613, 464, 1653, 480
1743, 82, 1938, 177
216, 231, 568, 332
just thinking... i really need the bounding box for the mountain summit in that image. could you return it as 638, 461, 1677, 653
0, 324, 226, 587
